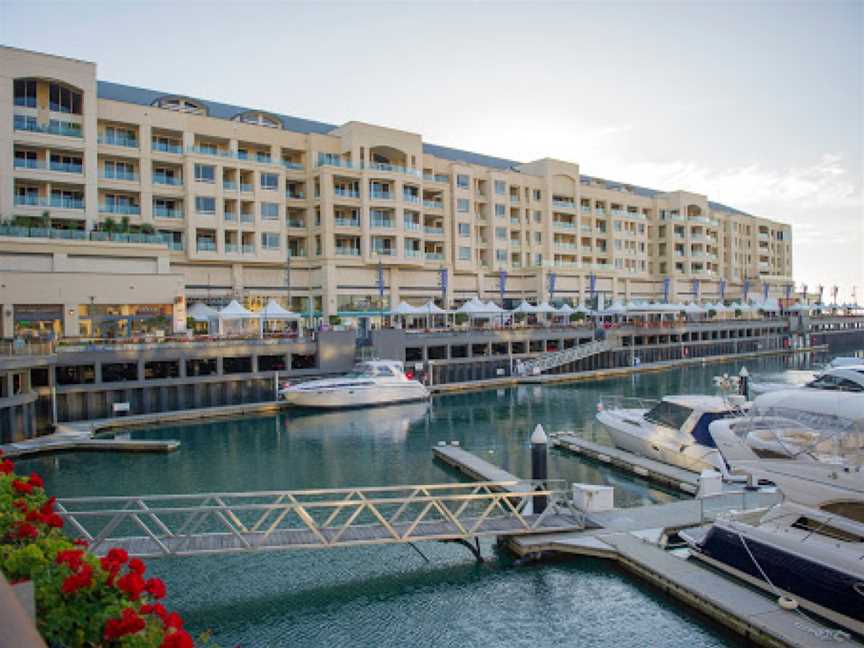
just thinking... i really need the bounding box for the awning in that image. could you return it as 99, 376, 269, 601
188, 302, 219, 322
218, 300, 259, 320
260, 299, 301, 320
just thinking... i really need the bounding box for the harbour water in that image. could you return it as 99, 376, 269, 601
18, 348, 861, 647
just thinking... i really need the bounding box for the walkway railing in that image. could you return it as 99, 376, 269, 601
0, 340, 54, 357
521, 339, 611, 374
56, 481, 581, 558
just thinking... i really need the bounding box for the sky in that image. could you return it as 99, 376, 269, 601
1, 0, 861, 300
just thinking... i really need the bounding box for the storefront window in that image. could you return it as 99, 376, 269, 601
14, 305, 63, 339
78, 304, 173, 338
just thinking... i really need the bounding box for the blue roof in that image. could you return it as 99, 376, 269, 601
97, 80, 756, 218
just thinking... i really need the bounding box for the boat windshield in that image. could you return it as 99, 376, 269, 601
644, 400, 694, 430
805, 374, 864, 393
343, 364, 398, 379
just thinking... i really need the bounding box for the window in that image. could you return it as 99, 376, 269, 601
102, 363, 138, 383
14, 79, 37, 107
495, 204, 506, 217
494, 180, 506, 195
186, 358, 216, 376
55, 365, 95, 385
644, 401, 693, 429
261, 202, 279, 220
614, 221, 623, 231
194, 164, 215, 183
195, 196, 216, 214
496, 227, 507, 240
261, 232, 280, 249
457, 198, 470, 213
534, 253, 542, 266
260, 173, 278, 190
496, 249, 507, 262
103, 160, 134, 180
458, 223, 470, 237
534, 232, 542, 243
805, 375, 864, 393
223, 356, 252, 374
458, 246, 471, 260
456, 174, 470, 189
49, 83, 82, 114
145, 361, 179, 380
533, 189, 542, 201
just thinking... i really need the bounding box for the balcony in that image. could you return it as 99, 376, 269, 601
425, 252, 444, 261
554, 242, 578, 251
404, 221, 422, 232
336, 247, 361, 256
580, 206, 591, 214
334, 218, 360, 227
154, 207, 183, 219
334, 188, 360, 199
240, 213, 255, 224
100, 203, 141, 215
286, 219, 305, 228
197, 240, 217, 252
424, 226, 444, 236
99, 134, 138, 148
423, 200, 443, 210
224, 212, 237, 222
282, 161, 304, 171
553, 200, 576, 209
370, 190, 393, 200
240, 183, 253, 193
14, 159, 83, 174
372, 248, 396, 256
167, 240, 184, 252
152, 141, 182, 154
403, 194, 421, 205
423, 173, 449, 183
366, 162, 422, 178
153, 175, 182, 187
285, 191, 305, 200
553, 221, 576, 230
404, 249, 422, 259
14, 195, 85, 210
101, 171, 138, 182
624, 212, 646, 220
225, 243, 239, 254
371, 218, 395, 229
14, 115, 82, 138
317, 156, 359, 170
242, 244, 256, 254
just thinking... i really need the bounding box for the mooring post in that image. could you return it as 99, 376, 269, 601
531, 423, 548, 514
738, 366, 750, 400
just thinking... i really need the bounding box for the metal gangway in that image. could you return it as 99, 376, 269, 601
56, 481, 583, 559
520, 339, 610, 375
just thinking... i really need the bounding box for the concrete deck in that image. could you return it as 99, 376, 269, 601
1, 435, 179, 458
551, 433, 700, 493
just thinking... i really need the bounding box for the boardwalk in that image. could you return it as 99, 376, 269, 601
57, 481, 583, 558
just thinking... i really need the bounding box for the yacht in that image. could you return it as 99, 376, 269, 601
681, 421, 864, 636
595, 395, 746, 475
280, 360, 430, 409
752, 364, 864, 397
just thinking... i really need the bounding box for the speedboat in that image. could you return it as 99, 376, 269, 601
595, 395, 747, 474
280, 360, 430, 409
681, 421, 864, 636
752, 364, 864, 396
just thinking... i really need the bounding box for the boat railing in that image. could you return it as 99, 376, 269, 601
697, 489, 781, 524
598, 395, 659, 411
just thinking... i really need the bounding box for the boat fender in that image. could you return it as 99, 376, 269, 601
777, 596, 798, 611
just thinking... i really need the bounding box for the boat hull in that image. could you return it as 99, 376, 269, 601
282, 384, 429, 409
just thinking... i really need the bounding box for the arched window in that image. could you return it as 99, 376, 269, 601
152, 96, 208, 115
232, 111, 282, 129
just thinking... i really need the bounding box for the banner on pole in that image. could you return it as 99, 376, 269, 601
547, 272, 557, 301
662, 277, 670, 303
498, 270, 507, 303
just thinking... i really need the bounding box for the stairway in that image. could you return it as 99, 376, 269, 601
519, 339, 611, 375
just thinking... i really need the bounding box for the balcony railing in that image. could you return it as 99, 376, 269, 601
153, 175, 182, 186
196, 240, 217, 252
282, 161, 304, 171
423, 200, 443, 209
154, 206, 183, 219
224, 212, 237, 222
285, 192, 305, 200
223, 181, 237, 191
286, 219, 305, 228
404, 221, 422, 232
100, 203, 141, 215
335, 218, 360, 227
14, 196, 85, 210
167, 240, 184, 251
371, 218, 395, 228
99, 135, 138, 148
101, 171, 138, 182
580, 206, 591, 213
336, 247, 361, 256
423, 173, 449, 183
425, 252, 444, 261
0, 226, 163, 246
373, 248, 395, 256
370, 190, 393, 200
240, 183, 253, 193
316, 157, 359, 170
14, 159, 84, 174
240, 213, 255, 224
152, 141, 183, 154
553, 221, 576, 229
334, 188, 360, 198
14, 116, 83, 137
366, 162, 422, 178
225, 243, 239, 254
424, 226, 444, 236
553, 200, 576, 209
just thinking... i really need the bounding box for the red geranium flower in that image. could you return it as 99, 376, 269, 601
160, 628, 194, 648
40, 496, 56, 515
12, 499, 27, 512
61, 564, 93, 595
117, 571, 146, 600
128, 558, 147, 575
28, 472, 44, 488
45, 512, 63, 528
104, 608, 146, 640
145, 577, 166, 599
0, 458, 13, 474
56, 549, 85, 571
107, 547, 129, 564
13, 521, 39, 540
73, 538, 89, 547
163, 611, 184, 630
11, 479, 33, 495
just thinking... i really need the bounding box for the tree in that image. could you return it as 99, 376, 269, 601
40, 210, 51, 229
120, 216, 130, 233
140, 223, 155, 235
103, 217, 117, 233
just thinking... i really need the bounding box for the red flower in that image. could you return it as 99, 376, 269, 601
163, 611, 184, 630
40, 496, 56, 515
141, 603, 168, 621
107, 547, 129, 564
55, 549, 85, 571
12, 499, 27, 512
117, 571, 146, 600
160, 628, 194, 648
0, 458, 13, 474
61, 564, 93, 594
128, 557, 147, 575
145, 577, 166, 599
13, 521, 39, 540
45, 513, 63, 528
72, 538, 89, 547
11, 479, 33, 495
104, 608, 146, 640
28, 472, 44, 488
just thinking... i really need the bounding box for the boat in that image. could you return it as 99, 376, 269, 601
595, 395, 747, 474
681, 420, 864, 636
280, 360, 430, 409
751, 364, 864, 396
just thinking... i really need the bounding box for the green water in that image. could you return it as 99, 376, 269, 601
18, 349, 856, 647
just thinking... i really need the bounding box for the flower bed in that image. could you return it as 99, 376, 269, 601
0, 451, 195, 647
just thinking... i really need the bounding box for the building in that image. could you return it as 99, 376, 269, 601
0, 45, 794, 338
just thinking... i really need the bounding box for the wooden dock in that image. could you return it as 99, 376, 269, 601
1, 437, 180, 459
551, 433, 700, 494
433, 445, 530, 493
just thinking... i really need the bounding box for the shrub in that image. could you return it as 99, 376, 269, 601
570, 312, 585, 322
0, 451, 195, 647
454, 313, 468, 326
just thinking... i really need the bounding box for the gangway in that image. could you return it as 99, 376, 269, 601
520, 339, 610, 375
56, 481, 582, 558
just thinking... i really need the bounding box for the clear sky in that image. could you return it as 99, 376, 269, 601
2, 0, 861, 301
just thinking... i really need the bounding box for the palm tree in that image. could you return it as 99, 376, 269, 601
120, 216, 130, 233
103, 217, 117, 233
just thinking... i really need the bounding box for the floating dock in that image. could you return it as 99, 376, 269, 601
1, 437, 180, 459
433, 445, 530, 493
551, 433, 700, 494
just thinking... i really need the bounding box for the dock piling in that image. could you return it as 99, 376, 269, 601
531, 424, 548, 514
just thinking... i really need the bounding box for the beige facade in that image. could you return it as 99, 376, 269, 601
0, 46, 793, 336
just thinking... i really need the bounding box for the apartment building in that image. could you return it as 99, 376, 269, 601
0, 46, 793, 337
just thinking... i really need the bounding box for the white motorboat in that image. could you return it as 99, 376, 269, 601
280, 360, 430, 409
751, 364, 864, 396
595, 395, 746, 474
682, 421, 864, 636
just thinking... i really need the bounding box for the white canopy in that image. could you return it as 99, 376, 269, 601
707, 302, 729, 313
390, 301, 422, 316
512, 300, 538, 314
419, 299, 447, 315
218, 300, 259, 320
786, 302, 810, 313
574, 303, 592, 314
556, 303, 575, 315
483, 301, 505, 313
603, 300, 627, 315
535, 301, 557, 314
683, 302, 705, 315
456, 298, 498, 315
756, 297, 781, 312
188, 302, 218, 322
260, 299, 301, 320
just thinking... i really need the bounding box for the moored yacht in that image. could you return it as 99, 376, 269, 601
682, 421, 864, 636
280, 360, 430, 409
595, 395, 745, 474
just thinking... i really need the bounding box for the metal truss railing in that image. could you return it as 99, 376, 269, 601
522, 339, 611, 374
56, 481, 582, 558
